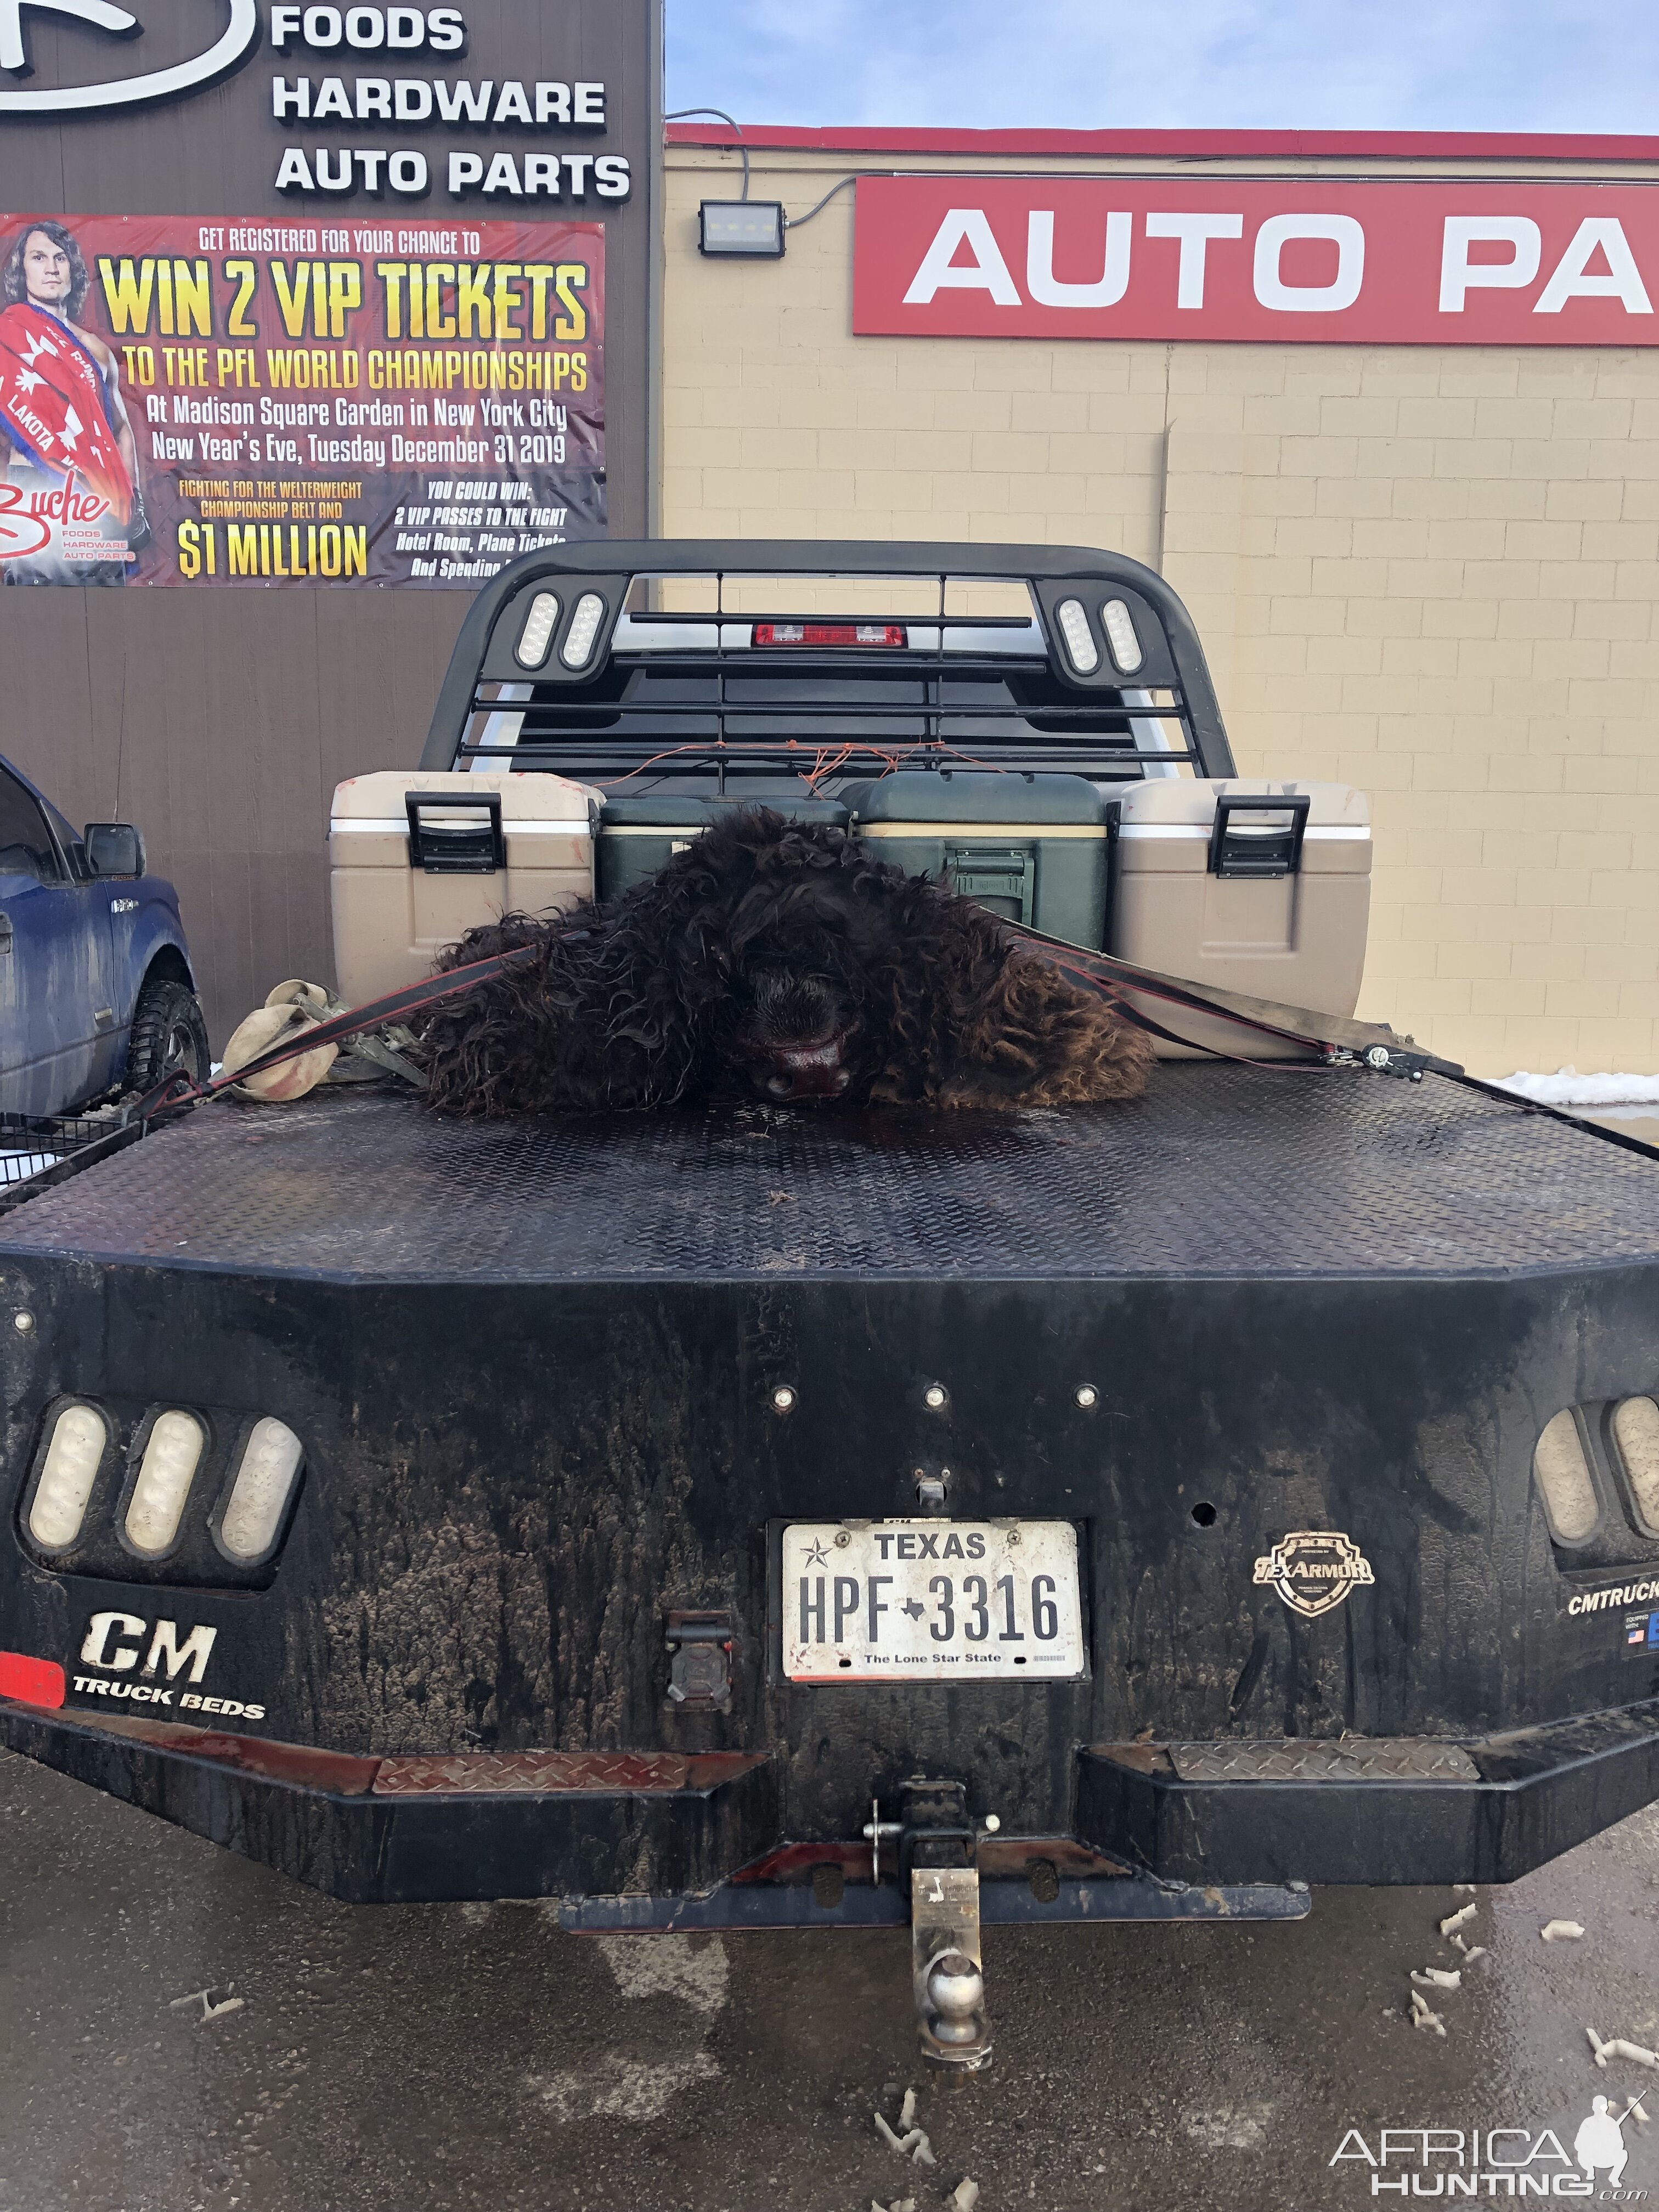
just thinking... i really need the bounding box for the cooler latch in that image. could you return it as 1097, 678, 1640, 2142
405, 792, 506, 874
944, 844, 1035, 928
1208, 792, 1311, 880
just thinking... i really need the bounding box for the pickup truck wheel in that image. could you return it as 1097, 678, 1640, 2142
124, 978, 210, 1094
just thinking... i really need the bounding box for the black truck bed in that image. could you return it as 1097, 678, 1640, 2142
5, 1064, 1657, 1282
5, 1060, 1659, 1908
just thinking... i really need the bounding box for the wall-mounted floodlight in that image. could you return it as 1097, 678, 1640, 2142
699, 200, 785, 258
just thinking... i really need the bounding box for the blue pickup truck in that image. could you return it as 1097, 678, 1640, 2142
0, 753, 207, 1119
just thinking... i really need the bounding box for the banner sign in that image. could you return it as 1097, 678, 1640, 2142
854, 177, 1659, 347
0, 210, 604, 587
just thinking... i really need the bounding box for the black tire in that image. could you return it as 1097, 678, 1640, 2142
123, 977, 210, 1094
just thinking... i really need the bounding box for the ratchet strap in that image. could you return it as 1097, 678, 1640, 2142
135, 916, 1462, 1130
136, 943, 539, 1121
1002, 919, 1464, 1082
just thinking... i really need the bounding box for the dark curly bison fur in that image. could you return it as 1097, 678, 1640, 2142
419, 805, 1155, 1116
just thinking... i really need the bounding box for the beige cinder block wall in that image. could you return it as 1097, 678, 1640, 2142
662, 142, 1659, 1078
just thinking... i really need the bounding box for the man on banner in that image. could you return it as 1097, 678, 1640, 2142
0, 218, 146, 584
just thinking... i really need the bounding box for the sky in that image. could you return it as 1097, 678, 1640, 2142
665, 0, 1659, 134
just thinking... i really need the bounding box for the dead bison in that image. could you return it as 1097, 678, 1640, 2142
419, 805, 1154, 1115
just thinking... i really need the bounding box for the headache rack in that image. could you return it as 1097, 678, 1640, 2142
420, 540, 1238, 791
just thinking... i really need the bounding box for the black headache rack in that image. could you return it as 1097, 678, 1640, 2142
418, 539, 1238, 789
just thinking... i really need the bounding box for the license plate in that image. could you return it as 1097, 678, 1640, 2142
781, 1520, 1085, 1681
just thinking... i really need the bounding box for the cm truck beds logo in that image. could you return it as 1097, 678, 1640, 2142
81, 1609, 216, 1682
74, 1610, 267, 1718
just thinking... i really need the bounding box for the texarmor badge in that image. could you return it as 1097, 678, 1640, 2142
1252, 1530, 1375, 1619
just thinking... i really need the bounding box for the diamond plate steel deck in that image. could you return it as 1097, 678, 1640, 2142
2, 1067, 1656, 1283
1167, 1739, 1481, 1784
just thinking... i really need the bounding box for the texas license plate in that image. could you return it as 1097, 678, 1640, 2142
781, 1521, 1085, 1681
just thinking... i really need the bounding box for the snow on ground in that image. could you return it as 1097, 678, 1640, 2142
1493, 1067, 1659, 1108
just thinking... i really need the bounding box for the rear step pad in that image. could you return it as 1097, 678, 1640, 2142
0, 1699, 776, 1905
1081, 1700, 1659, 1888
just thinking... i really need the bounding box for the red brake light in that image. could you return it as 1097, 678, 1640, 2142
752, 622, 907, 648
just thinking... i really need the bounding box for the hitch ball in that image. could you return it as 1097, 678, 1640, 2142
926, 1951, 985, 2045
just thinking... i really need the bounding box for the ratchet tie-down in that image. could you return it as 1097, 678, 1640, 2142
1003, 918, 1462, 1084
138, 923, 1460, 1130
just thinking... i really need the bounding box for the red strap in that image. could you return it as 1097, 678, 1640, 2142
138, 943, 538, 1120
1027, 940, 1327, 1072
1093, 988, 1327, 1074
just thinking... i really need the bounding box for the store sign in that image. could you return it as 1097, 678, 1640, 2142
854, 176, 1659, 346
0, 4, 634, 203
0, 210, 604, 584
0, 0, 259, 114
266, 2, 632, 205
0, 0, 650, 597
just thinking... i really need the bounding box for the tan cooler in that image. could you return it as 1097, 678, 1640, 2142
329, 770, 597, 1006
1110, 780, 1371, 1057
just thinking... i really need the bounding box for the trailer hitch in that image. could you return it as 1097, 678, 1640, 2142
865, 1777, 995, 2072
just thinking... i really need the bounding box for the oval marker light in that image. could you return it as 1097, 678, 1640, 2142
1101, 597, 1143, 673
125, 1409, 206, 1556
514, 590, 559, 668
560, 591, 606, 670
1054, 597, 1099, 675
219, 1418, 304, 1562
1612, 1395, 1659, 1536
1533, 1408, 1599, 1544
29, 1403, 107, 1550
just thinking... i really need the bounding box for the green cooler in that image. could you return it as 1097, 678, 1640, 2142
843, 770, 1111, 948
596, 793, 850, 899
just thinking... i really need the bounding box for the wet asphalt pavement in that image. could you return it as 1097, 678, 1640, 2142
3, 1752, 1658, 2212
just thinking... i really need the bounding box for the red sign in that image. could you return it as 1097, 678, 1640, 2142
0, 210, 606, 586
853, 177, 1659, 346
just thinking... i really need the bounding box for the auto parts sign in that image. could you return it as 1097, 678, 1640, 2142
854, 175, 1659, 346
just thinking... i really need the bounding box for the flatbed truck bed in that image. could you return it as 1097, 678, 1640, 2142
2, 1064, 1657, 1918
